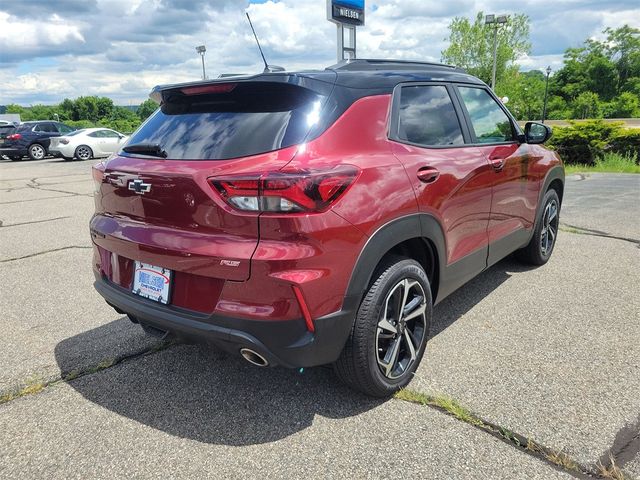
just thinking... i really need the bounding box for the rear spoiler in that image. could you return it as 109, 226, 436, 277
150, 74, 262, 103
149, 71, 337, 104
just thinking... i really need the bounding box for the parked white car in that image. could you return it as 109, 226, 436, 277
49, 128, 128, 161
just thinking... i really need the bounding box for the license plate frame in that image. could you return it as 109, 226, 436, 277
132, 261, 172, 304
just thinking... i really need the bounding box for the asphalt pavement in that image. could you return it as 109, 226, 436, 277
0, 157, 638, 479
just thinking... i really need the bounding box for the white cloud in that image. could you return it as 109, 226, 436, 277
0, 0, 638, 104
0, 12, 85, 51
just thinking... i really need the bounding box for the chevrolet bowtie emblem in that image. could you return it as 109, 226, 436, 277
128, 179, 151, 194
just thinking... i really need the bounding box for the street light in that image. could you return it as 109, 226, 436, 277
542, 65, 552, 123
195, 45, 207, 80
485, 14, 508, 91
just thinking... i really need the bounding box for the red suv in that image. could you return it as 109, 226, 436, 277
91, 59, 564, 397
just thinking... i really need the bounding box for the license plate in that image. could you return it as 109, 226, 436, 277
132, 262, 172, 304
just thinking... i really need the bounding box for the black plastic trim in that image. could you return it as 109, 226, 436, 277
94, 273, 357, 368
344, 213, 488, 307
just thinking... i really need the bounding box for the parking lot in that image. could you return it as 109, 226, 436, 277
0, 157, 638, 479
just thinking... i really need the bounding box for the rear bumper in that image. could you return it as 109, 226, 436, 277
0, 147, 26, 156
94, 273, 357, 368
49, 144, 74, 157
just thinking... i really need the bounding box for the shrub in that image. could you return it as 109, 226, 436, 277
608, 129, 640, 161
548, 120, 624, 165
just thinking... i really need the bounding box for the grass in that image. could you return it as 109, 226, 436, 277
596, 454, 627, 480
0, 341, 173, 406
565, 152, 640, 174
0, 378, 46, 404
395, 388, 632, 479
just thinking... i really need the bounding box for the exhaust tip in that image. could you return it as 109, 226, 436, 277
240, 348, 269, 367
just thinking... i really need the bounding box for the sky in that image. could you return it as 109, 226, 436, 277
0, 0, 638, 105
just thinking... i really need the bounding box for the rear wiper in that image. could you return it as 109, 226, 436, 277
122, 143, 168, 158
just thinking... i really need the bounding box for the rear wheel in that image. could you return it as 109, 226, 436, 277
334, 257, 432, 397
517, 189, 560, 265
74, 145, 93, 161
28, 143, 45, 160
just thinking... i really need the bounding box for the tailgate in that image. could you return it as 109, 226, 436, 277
91, 150, 296, 282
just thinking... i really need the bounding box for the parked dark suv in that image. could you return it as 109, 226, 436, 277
0, 121, 75, 160
91, 59, 564, 397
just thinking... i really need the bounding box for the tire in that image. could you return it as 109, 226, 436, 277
517, 189, 560, 265
74, 145, 93, 161
28, 143, 46, 160
334, 257, 432, 397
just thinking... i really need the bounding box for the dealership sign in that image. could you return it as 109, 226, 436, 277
327, 0, 364, 26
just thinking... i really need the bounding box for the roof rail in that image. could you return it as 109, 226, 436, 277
328, 58, 460, 71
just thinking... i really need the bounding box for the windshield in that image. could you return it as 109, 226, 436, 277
123, 82, 326, 160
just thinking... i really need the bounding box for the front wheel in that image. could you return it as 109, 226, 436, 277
334, 257, 432, 397
517, 189, 560, 265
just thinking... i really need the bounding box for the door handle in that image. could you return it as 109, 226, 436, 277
489, 157, 505, 171
417, 167, 440, 184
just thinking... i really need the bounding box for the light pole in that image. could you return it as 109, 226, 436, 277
542, 65, 552, 123
195, 45, 207, 80
485, 14, 508, 91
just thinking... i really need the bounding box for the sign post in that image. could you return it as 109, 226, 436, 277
327, 0, 364, 62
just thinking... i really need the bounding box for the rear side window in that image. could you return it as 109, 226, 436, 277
397, 85, 464, 147
125, 82, 326, 160
34, 123, 57, 133
457, 87, 515, 143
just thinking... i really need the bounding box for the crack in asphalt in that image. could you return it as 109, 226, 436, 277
0, 245, 92, 263
0, 194, 77, 205
598, 414, 640, 471
26, 178, 92, 197
0, 172, 88, 183
0, 341, 172, 406
0, 216, 71, 228
560, 222, 640, 245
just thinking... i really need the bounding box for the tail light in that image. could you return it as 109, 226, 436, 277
7, 133, 21, 141
210, 166, 359, 213
181, 83, 236, 95
92, 164, 105, 194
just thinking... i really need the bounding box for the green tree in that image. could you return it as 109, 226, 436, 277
571, 92, 601, 119
137, 99, 158, 121
498, 69, 545, 120
441, 12, 531, 86
604, 92, 640, 118
605, 25, 640, 89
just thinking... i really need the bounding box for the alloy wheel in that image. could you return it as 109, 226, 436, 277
540, 199, 559, 256
76, 146, 92, 160
376, 278, 427, 380
29, 144, 45, 160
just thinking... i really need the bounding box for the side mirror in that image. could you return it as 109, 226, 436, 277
524, 122, 552, 144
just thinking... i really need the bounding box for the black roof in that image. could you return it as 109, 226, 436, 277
325, 58, 483, 89
151, 58, 484, 102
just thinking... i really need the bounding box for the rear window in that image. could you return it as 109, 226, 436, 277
0, 125, 16, 137
124, 82, 326, 160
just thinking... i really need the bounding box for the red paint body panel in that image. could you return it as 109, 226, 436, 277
391, 142, 493, 265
